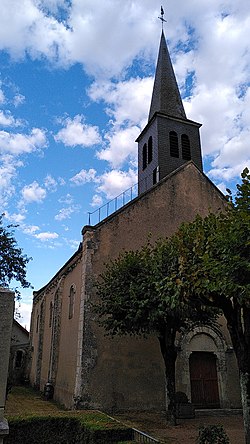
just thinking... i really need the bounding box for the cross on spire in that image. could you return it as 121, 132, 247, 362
158, 6, 167, 29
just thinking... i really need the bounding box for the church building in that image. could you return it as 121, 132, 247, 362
29, 29, 241, 412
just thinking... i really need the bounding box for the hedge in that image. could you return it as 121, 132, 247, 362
5, 415, 133, 444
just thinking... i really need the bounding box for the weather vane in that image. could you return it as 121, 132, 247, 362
158, 6, 167, 29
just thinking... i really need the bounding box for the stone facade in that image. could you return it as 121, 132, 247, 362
29, 29, 242, 413
0, 288, 15, 444
29, 163, 241, 411
8, 320, 29, 385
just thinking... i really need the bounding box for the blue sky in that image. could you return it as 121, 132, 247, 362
0, 0, 249, 328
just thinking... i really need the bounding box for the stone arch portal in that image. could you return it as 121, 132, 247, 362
176, 326, 229, 409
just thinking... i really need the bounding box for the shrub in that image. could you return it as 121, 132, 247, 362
5, 415, 132, 444
197, 425, 230, 444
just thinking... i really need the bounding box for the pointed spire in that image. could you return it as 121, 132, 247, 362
148, 31, 186, 121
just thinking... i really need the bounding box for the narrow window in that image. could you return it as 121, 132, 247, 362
69, 285, 75, 320
36, 313, 39, 333
181, 134, 191, 160
142, 143, 147, 170
169, 131, 179, 158
148, 136, 153, 164
153, 166, 159, 185
15, 350, 23, 368
49, 301, 53, 328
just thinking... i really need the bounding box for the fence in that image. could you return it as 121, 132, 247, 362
87, 169, 158, 226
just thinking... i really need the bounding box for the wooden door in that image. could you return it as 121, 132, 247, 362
189, 352, 220, 408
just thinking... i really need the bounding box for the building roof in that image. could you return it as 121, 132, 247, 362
148, 30, 186, 121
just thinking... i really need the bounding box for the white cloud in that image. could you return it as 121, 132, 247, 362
13, 93, 25, 107
55, 205, 80, 221
54, 115, 101, 147
5, 212, 26, 224
21, 181, 47, 203
59, 193, 73, 204
0, 127, 47, 155
89, 77, 153, 168
0, 155, 23, 206
17, 301, 32, 330
97, 168, 137, 200
35, 231, 59, 241
0, 110, 22, 127
91, 194, 103, 207
70, 168, 97, 185
0, 88, 5, 104
99, 126, 139, 169
44, 174, 57, 191
88, 77, 153, 127
22, 224, 40, 235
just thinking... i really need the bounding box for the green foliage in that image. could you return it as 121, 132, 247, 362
170, 168, 250, 312
96, 239, 216, 338
197, 425, 230, 444
0, 214, 32, 298
5, 415, 132, 444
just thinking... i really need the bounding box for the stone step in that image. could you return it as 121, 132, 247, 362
195, 408, 242, 417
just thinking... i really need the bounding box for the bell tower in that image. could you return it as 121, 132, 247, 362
137, 29, 203, 195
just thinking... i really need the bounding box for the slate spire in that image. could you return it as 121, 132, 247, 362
137, 29, 202, 195
148, 30, 186, 121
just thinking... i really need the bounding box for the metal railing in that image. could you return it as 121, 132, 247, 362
87, 182, 138, 226
87, 169, 158, 226
133, 427, 160, 443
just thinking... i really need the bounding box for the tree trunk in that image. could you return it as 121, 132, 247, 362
158, 327, 177, 425
240, 371, 250, 444
225, 303, 250, 444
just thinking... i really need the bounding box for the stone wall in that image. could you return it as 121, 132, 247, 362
0, 288, 15, 444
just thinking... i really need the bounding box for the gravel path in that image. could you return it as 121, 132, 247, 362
114, 411, 245, 444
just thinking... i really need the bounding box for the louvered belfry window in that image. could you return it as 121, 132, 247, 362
148, 136, 153, 164
181, 134, 191, 160
142, 143, 147, 170
169, 131, 179, 158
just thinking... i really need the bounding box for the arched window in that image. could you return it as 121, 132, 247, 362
69, 285, 76, 320
49, 301, 53, 328
148, 136, 153, 164
142, 143, 147, 170
169, 131, 179, 158
181, 134, 191, 160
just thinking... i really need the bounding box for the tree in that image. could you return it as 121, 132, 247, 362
166, 168, 250, 443
96, 239, 217, 424
0, 214, 32, 298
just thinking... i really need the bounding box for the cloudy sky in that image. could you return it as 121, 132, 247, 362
0, 0, 249, 328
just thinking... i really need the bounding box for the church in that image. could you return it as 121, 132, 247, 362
29, 29, 241, 412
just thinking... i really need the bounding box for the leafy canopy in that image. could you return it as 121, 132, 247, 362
96, 238, 217, 338
170, 168, 250, 310
0, 214, 32, 297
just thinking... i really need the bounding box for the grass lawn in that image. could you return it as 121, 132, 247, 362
5, 385, 121, 427
4, 386, 134, 443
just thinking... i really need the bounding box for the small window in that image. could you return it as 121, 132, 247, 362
142, 143, 147, 170
169, 131, 179, 158
15, 350, 23, 368
69, 285, 76, 320
148, 136, 153, 164
49, 301, 53, 328
36, 313, 39, 333
181, 134, 191, 160
153, 167, 159, 185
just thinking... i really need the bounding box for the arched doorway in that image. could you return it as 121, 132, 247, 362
189, 352, 220, 408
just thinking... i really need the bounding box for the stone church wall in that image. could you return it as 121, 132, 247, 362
30, 163, 240, 411
30, 250, 83, 407
78, 163, 236, 412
